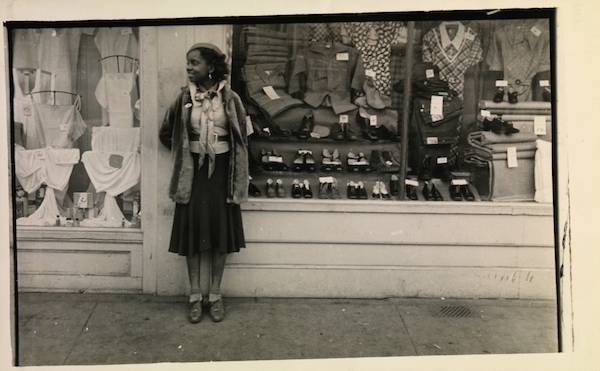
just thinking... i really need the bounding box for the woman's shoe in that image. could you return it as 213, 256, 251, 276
291, 179, 303, 198
330, 123, 345, 141
321, 149, 334, 172
449, 184, 463, 201
209, 299, 225, 322
503, 121, 520, 134
275, 179, 286, 198
248, 181, 261, 197
460, 184, 475, 201
317, 181, 329, 199
331, 149, 344, 172
431, 184, 444, 201
188, 300, 203, 323
329, 178, 341, 199
507, 85, 518, 104
294, 110, 314, 139
372, 181, 382, 199
493, 86, 505, 103
344, 122, 359, 141
422, 183, 433, 201
357, 108, 378, 141
265, 179, 276, 198
406, 184, 419, 200
379, 181, 391, 199
389, 174, 399, 196
302, 179, 313, 198
357, 181, 368, 199
347, 181, 358, 199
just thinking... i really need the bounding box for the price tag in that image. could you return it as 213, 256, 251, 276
451, 179, 468, 186
77, 195, 88, 207
262, 86, 281, 100
263, 127, 271, 135
319, 176, 334, 183
405, 179, 419, 187
426, 137, 438, 145
495, 80, 508, 87
336, 52, 349, 61
385, 160, 393, 166
430, 95, 443, 117
507, 147, 518, 168
59, 124, 68, 131
121, 27, 133, 36
369, 115, 378, 127
530, 26, 541, 37
436, 157, 448, 165
310, 132, 320, 138
480, 109, 491, 117
464, 32, 475, 41
540, 80, 550, 87
264, 70, 272, 76
268, 156, 283, 163
534, 116, 547, 135
425, 69, 435, 79
339, 114, 349, 124
365, 70, 377, 78
35, 151, 47, 160
23, 105, 32, 116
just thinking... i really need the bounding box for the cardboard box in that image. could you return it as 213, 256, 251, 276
74, 192, 94, 208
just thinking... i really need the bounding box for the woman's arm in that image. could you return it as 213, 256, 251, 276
159, 96, 180, 150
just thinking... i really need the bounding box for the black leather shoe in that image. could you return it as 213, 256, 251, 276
389, 174, 399, 196
482, 117, 506, 134
493, 86, 505, 103
266, 179, 276, 198
249, 181, 261, 197
433, 161, 452, 181
275, 179, 286, 198
449, 184, 462, 201
302, 179, 313, 198
344, 123, 359, 141
357, 181, 368, 199
291, 179, 303, 198
330, 123, 345, 141
422, 183, 433, 201
507, 86, 518, 104
460, 184, 475, 201
503, 121, 520, 134
431, 184, 443, 201
347, 181, 358, 199
418, 156, 433, 181
294, 110, 314, 139
374, 124, 394, 141
357, 108, 378, 141
329, 178, 341, 199
406, 184, 418, 200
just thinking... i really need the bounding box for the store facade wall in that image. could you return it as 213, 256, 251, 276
13, 18, 557, 300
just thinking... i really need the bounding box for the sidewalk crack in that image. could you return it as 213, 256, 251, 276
393, 303, 419, 356
63, 301, 98, 365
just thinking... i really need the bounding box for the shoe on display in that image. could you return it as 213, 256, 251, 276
422, 182, 433, 201
248, 181, 261, 197
482, 117, 506, 134
406, 184, 419, 200
263, 119, 291, 136
317, 181, 329, 199
251, 119, 270, 137
431, 183, 444, 201
347, 181, 358, 199
347, 152, 371, 173
302, 179, 313, 198
275, 179, 286, 198
460, 184, 475, 201
344, 122, 359, 141
294, 110, 314, 140
357, 108, 378, 141
292, 149, 316, 172
389, 174, 399, 196
507, 85, 518, 104
372, 181, 382, 199
433, 160, 452, 181
248, 151, 263, 172
329, 178, 341, 199
356, 181, 368, 199
330, 122, 345, 141
374, 124, 395, 141
331, 149, 344, 172
492, 86, 505, 103
321, 149, 334, 172
291, 179, 303, 198
449, 184, 462, 201
418, 155, 433, 181
266, 178, 276, 198
379, 181, 391, 199
271, 149, 288, 171
503, 121, 520, 135
382, 151, 401, 172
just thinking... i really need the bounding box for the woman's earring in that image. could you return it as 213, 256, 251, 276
209, 73, 213, 80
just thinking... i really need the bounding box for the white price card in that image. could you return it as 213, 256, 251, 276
425, 69, 435, 79
507, 147, 518, 168
480, 109, 491, 117
369, 115, 378, 127
465, 32, 475, 41
336, 53, 349, 61
405, 179, 419, 187
530, 26, 541, 37
59, 124, 68, 131
310, 132, 320, 138
437, 157, 448, 164
268, 156, 283, 163
319, 176, 334, 183
262, 86, 281, 100
339, 114, 349, 124
540, 80, 550, 87
23, 105, 32, 116
365, 70, 377, 78
263, 127, 271, 135
534, 116, 547, 135
451, 179, 468, 186
426, 137, 439, 145
35, 151, 47, 160
78, 195, 88, 207
495, 80, 508, 87
430, 95, 443, 117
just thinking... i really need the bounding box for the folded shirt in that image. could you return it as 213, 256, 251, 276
244, 27, 288, 40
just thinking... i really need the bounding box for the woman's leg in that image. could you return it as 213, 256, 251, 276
186, 253, 202, 302
208, 250, 227, 322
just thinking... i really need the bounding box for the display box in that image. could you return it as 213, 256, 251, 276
74, 192, 94, 208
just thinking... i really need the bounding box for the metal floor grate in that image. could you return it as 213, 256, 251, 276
435, 306, 475, 318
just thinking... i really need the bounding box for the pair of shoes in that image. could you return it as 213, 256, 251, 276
493, 86, 505, 103
321, 149, 343, 172
317, 178, 341, 199
293, 110, 314, 139
482, 117, 520, 135
364, 77, 392, 109
266, 178, 286, 198
347, 152, 371, 173
450, 184, 475, 201
330, 122, 359, 141
347, 181, 368, 199
372, 180, 391, 199
262, 118, 291, 136
292, 149, 316, 172
422, 182, 443, 201
370, 150, 401, 173
188, 300, 203, 323
292, 179, 313, 198
209, 299, 225, 322
507, 85, 518, 104
248, 177, 261, 197
261, 149, 289, 171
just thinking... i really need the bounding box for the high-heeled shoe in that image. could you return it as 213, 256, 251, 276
460, 184, 475, 201
493, 86, 505, 103
294, 110, 314, 140
431, 183, 443, 201
389, 174, 399, 196
379, 181, 391, 199
507, 85, 518, 104
449, 184, 462, 201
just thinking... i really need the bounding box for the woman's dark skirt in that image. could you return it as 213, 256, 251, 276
168, 152, 245, 256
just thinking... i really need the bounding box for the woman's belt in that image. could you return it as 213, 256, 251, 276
189, 133, 228, 142
189, 133, 230, 154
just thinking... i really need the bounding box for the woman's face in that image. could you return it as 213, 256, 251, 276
186, 49, 214, 85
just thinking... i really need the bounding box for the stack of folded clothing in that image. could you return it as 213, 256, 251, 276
464, 131, 538, 201
244, 26, 290, 65
478, 100, 552, 142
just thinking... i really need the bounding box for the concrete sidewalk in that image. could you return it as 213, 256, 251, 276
16, 293, 558, 366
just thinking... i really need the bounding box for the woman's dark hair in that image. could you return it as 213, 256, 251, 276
193, 47, 229, 81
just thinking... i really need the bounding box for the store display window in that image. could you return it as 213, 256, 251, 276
231, 16, 552, 203
11, 27, 142, 228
